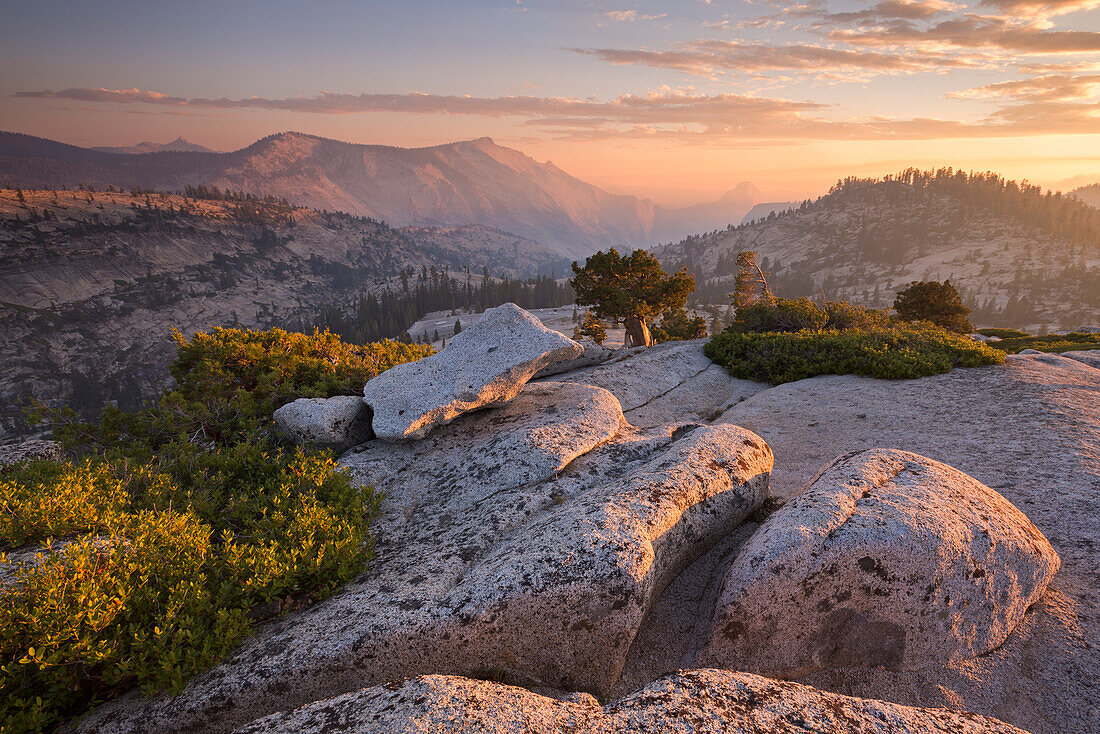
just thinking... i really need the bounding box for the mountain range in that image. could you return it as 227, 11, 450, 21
0, 131, 760, 257
0, 187, 569, 441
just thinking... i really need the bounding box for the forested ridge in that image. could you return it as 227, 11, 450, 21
658, 169, 1100, 331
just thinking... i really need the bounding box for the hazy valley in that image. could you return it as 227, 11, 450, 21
0, 132, 761, 257
0, 187, 571, 440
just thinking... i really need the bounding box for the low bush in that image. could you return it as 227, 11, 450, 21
821, 300, 892, 331
735, 297, 890, 334
989, 332, 1100, 354
2, 328, 430, 732
736, 297, 826, 333
573, 311, 607, 345
705, 322, 1004, 384
976, 327, 1030, 339
651, 307, 707, 342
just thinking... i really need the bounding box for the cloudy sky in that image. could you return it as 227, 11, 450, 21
3, 0, 1100, 203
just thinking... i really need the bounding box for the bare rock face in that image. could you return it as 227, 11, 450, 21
232, 670, 1028, 734
76, 381, 772, 733
0, 439, 64, 468
1060, 349, 1100, 369
364, 303, 582, 440
272, 395, 372, 452
533, 338, 617, 378
553, 339, 766, 428
713, 353, 1097, 734
698, 449, 1060, 679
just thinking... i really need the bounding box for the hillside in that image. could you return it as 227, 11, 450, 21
657, 169, 1100, 331
0, 187, 565, 441
0, 131, 743, 257
1071, 183, 1100, 209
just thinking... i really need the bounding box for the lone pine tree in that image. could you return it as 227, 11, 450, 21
570, 249, 695, 348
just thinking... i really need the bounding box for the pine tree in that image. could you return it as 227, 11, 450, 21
731, 251, 772, 313
571, 249, 695, 348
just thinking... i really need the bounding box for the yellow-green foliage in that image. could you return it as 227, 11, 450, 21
976, 327, 1030, 339
989, 331, 1100, 354
706, 321, 1004, 384
2, 328, 429, 732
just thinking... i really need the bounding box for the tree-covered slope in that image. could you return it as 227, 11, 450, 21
656, 169, 1100, 331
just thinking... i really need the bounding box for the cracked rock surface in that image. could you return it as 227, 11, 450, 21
551, 339, 765, 427
363, 302, 582, 440
231, 670, 1028, 734
697, 449, 1059, 678
76, 380, 772, 734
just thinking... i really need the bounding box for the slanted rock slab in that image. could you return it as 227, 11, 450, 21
364, 302, 582, 440
1060, 349, 1100, 369
232, 670, 1028, 734
272, 395, 372, 452
698, 448, 1060, 679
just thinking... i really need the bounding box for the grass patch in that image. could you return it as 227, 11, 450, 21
989, 332, 1100, 354
1, 328, 431, 732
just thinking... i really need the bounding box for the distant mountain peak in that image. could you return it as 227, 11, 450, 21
722, 182, 761, 202
90, 137, 212, 155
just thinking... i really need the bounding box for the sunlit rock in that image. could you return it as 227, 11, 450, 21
232, 670, 1029, 734
697, 448, 1059, 678
364, 303, 582, 440
74, 382, 772, 733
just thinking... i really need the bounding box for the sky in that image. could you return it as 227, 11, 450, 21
2, 0, 1100, 204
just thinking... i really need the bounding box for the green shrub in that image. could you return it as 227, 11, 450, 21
736, 297, 826, 333
2, 328, 429, 732
734, 297, 891, 334
989, 332, 1100, 354
651, 307, 707, 342
893, 280, 973, 334
705, 323, 1004, 384
573, 311, 607, 345
976, 327, 1030, 339
822, 300, 892, 331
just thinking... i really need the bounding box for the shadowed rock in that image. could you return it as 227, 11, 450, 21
551, 339, 765, 428
697, 449, 1060, 678
0, 439, 63, 469
534, 338, 617, 378
272, 395, 372, 452
364, 303, 582, 440
1060, 349, 1100, 369
231, 670, 1029, 734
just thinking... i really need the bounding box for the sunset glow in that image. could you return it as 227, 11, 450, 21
4, 0, 1100, 202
